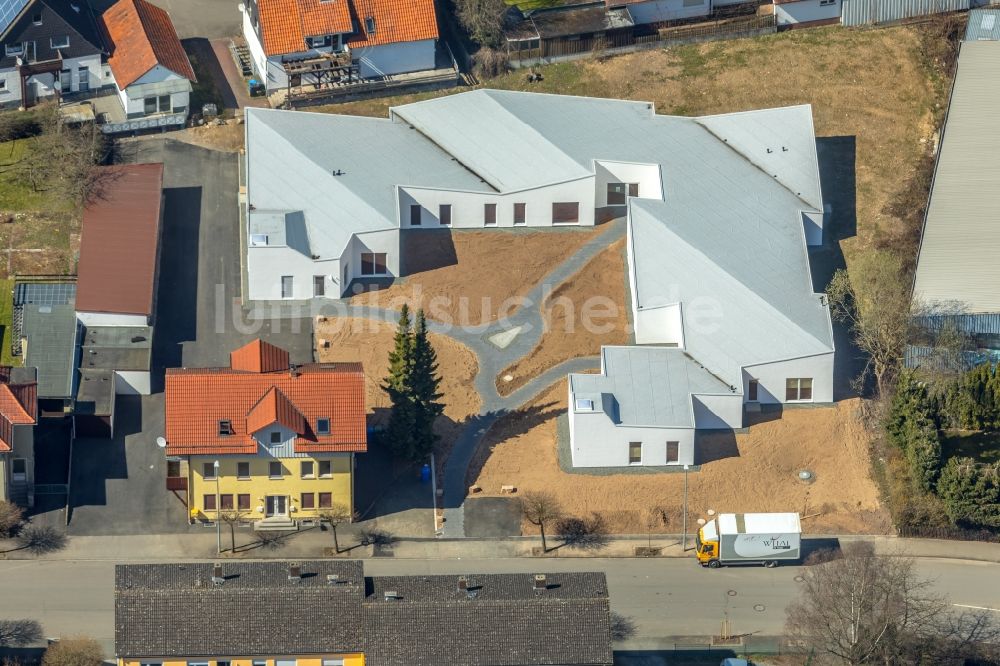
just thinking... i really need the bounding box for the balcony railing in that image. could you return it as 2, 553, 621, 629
166, 476, 187, 491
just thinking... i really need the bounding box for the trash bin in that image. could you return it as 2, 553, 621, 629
420, 463, 431, 484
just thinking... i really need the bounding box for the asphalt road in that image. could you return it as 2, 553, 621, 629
2, 557, 998, 656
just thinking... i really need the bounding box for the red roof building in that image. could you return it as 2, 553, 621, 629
0, 368, 37, 454
164, 339, 367, 456
100, 0, 196, 88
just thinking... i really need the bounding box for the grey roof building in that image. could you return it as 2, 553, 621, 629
965, 8, 1000, 41
115, 561, 614, 666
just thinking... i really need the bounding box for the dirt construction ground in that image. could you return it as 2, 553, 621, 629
314, 317, 480, 460
348, 228, 602, 326
471, 380, 891, 535
497, 238, 630, 396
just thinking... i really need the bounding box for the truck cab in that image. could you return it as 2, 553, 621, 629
695, 524, 721, 567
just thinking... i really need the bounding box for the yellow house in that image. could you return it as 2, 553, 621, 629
164, 339, 366, 528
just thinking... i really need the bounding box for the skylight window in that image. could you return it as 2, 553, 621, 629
365, 16, 376, 34
218, 420, 234, 435
250, 233, 268, 246
575, 398, 594, 411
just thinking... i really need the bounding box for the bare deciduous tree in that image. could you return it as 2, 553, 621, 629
0, 619, 42, 647
0, 500, 24, 538
319, 503, 356, 554
41, 637, 104, 666
218, 509, 246, 553
787, 541, 999, 665
827, 250, 912, 399
456, 0, 509, 48
644, 504, 668, 549
521, 491, 563, 553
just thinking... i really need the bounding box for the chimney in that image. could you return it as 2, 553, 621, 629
288, 563, 301, 583
289, 363, 300, 378
533, 574, 547, 591
211, 563, 224, 585
326, 574, 341, 585
457, 576, 468, 592
384, 590, 401, 601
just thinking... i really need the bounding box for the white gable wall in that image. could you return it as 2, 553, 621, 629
248, 244, 336, 300
569, 409, 696, 467
692, 392, 743, 429
119, 66, 192, 118
742, 351, 834, 404
594, 161, 663, 207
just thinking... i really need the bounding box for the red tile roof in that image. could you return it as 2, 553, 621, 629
258, 0, 352, 56
76, 163, 163, 318
231, 339, 290, 373
347, 0, 439, 48
101, 0, 196, 89
165, 340, 366, 456
0, 369, 37, 453
256, 0, 437, 56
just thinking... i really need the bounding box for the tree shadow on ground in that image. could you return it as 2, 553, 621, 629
462, 401, 562, 490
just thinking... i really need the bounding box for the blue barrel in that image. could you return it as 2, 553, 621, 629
420, 463, 431, 484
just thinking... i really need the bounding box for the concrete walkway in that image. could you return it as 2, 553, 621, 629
246, 220, 627, 535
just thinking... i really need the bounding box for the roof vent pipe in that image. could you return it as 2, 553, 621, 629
457, 576, 468, 592
211, 563, 225, 585
533, 574, 547, 591
288, 563, 301, 582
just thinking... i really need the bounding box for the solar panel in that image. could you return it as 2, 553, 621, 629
14, 282, 77, 307
0, 0, 31, 37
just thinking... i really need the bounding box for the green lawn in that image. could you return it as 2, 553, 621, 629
941, 430, 1000, 465
0, 278, 19, 367
0, 138, 50, 211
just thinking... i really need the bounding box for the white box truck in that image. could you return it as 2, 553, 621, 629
696, 512, 801, 568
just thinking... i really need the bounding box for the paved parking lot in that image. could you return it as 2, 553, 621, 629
66, 140, 312, 535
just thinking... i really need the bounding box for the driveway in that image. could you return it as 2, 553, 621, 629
66, 139, 312, 535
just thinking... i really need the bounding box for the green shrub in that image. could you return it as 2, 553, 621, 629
936, 457, 1000, 528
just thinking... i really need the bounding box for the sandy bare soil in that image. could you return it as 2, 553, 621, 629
168, 121, 245, 153
497, 238, 630, 396
348, 228, 602, 326
471, 380, 890, 535
314, 317, 481, 461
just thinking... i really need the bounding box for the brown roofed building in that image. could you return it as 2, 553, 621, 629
164, 339, 366, 527
0, 367, 38, 508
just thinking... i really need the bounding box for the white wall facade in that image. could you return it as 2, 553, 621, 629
593, 161, 663, 208
625, 0, 711, 24
247, 244, 338, 300
742, 352, 835, 405
633, 304, 684, 345
115, 370, 151, 396
400, 177, 596, 229
0, 53, 101, 107
774, 0, 842, 25
692, 392, 743, 429
342, 228, 400, 288
354, 39, 437, 79
120, 66, 191, 118
802, 209, 824, 246
77, 311, 149, 327
569, 407, 696, 467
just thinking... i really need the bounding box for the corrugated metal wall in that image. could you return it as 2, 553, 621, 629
842, 0, 970, 25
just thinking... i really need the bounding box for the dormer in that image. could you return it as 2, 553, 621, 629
247, 386, 306, 448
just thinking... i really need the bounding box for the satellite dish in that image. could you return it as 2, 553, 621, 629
706, 509, 716, 516
156, 437, 167, 449
696, 518, 706, 526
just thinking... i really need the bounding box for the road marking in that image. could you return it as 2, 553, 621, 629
953, 604, 1000, 612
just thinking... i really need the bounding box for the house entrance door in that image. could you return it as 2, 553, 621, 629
265, 495, 287, 517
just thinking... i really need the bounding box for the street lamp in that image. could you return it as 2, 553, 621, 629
214, 459, 221, 554
682, 464, 690, 552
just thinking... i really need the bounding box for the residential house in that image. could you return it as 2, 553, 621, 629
0, 0, 110, 108
909, 40, 1000, 368
0, 367, 37, 507
17, 282, 79, 414
164, 339, 366, 529
505, 1, 636, 58
240, 0, 440, 94
99, 0, 196, 125
115, 561, 614, 666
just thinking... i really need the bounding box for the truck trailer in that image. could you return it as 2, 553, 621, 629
696, 512, 801, 568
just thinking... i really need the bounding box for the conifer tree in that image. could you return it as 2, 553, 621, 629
383, 305, 416, 460
410, 309, 444, 461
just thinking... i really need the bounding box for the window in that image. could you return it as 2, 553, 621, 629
318, 492, 333, 508
270, 431, 282, 444
59, 68, 71, 92
0, 78, 6, 91
439, 204, 451, 226
238, 493, 251, 510
322, 660, 345, 666
552, 202, 579, 224
203, 494, 216, 511
143, 96, 156, 114
220, 494, 234, 510
628, 442, 642, 465
301, 460, 315, 478
410, 204, 421, 226
365, 16, 376, 33
218, 420, 233, 435
166, 459, 181, 477
317, 418, 331, 434
748, 379, 759, 402
360, 252, 387, 276
217, 661, 231, 666
32, 12, 42, 24
313, 275, 325, 297
607, 183, 627, 206
5, 44, 23, 57
629, 183, 639, 197
513, 202, 526, 225
269, 461, 282, 478
819, 0, 835, 4
306, 34, 332, 48
143, 94, 170, 114
484, 203, 497, 226
319, 460, 332, 477
237, 462, 250, 479
50, 36, 69, 49
785, 378, 813, 402
575, 398, 594, 411
666, 441, 679, 464
203, 462, 217, 480
77, 66, 89, 91
250, 233, 268, 246
301, 492, 315, 509
281, 275, 293, 298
